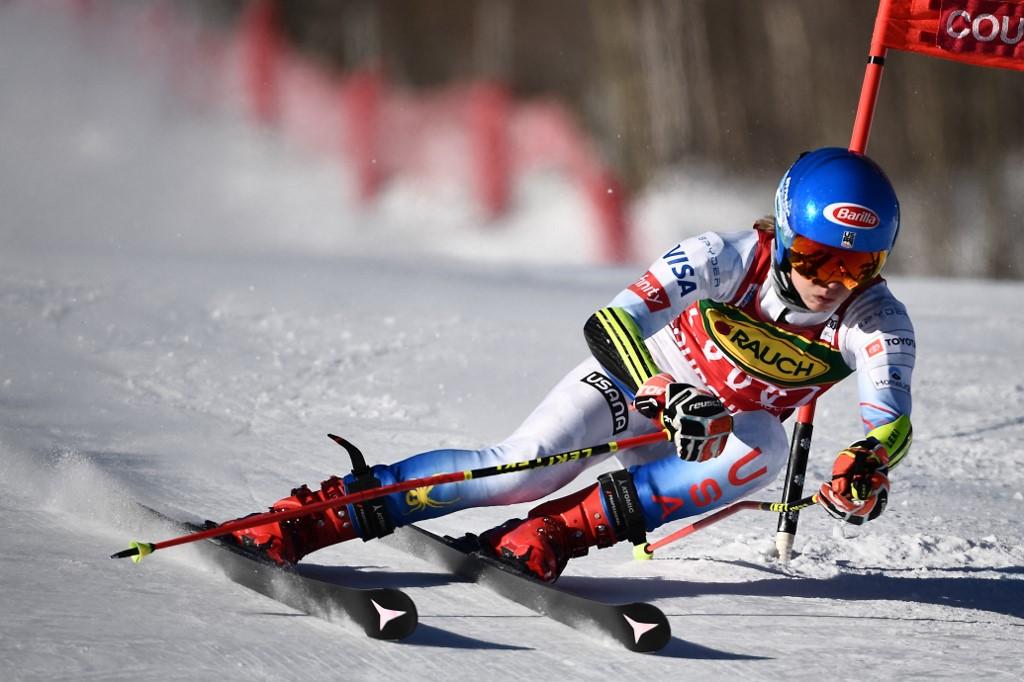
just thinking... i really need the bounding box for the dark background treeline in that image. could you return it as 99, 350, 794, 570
194, 0, 1024, 278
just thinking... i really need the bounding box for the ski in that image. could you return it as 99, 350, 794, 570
383, 524, 671, 653
134, 506, 418, 640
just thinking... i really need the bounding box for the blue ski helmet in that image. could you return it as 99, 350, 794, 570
773, 148, 900, 267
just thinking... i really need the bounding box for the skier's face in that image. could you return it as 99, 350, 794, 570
790, 269, 853, 312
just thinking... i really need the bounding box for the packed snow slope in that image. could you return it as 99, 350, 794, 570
2, 5, 1022, 680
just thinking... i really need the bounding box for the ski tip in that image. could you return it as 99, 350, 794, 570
633, 543, 654, 561
620, 603, 671, 653
367, 591, 419, 640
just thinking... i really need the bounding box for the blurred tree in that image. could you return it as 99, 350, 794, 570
473, 0, 512, 79
201, 0, 1024, 277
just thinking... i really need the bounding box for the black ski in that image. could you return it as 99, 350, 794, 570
135, 506, 418, 640
383, 524, 671, 652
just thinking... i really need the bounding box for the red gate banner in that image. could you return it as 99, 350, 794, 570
883, 0, 1024, 71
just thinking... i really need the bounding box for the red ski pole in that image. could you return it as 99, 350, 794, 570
112, 430, 669, 563
634, 494, 819, 560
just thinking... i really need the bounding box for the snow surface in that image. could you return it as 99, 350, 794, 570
2, 5, 1023, 680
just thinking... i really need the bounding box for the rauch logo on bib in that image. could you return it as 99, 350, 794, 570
706, 310, 831, 385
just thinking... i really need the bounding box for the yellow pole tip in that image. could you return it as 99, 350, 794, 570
129, 541, 154, 564
633, 543, 654, 561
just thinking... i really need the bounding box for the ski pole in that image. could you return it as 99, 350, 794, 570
633, 494, 819, 560
775, 403, 816, 561
112, 429, 670, 563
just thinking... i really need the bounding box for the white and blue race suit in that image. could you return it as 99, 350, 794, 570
344, 227, 915, 534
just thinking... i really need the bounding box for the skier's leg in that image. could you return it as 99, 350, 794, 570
628, 409, 790, 528
227, 358, 668, 564
480, 410, 788, 581
365, 357, 668, 523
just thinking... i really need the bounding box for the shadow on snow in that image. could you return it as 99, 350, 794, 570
301, 564, 771, 659
558, 571, 1024, 621
401, 623, 532, 651
307, 562, 1024, 623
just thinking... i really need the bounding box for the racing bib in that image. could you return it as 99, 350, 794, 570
698, 301, 851, 388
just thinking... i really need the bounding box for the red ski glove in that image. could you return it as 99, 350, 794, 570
818, 438, 891, 525
634, 372, 676, 419
635, 373, 732, 462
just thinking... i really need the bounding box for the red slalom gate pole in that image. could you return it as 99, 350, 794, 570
241, 0, 281, 126
112, 430, 669, 563
469, 81, 511, 218
774, 0, 894, 561
850, 0, 894, 154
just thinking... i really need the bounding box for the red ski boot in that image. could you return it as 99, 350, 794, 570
480, 470, 647, 582
228, 476, 360, 566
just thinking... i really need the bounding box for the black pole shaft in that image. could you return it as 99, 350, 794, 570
776, 418, 814, 545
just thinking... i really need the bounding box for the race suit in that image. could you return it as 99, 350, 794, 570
347, 227, 915, 534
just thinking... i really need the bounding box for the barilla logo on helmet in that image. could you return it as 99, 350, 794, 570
823, 202, 880, 229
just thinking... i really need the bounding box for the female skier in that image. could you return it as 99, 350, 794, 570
228, 147, 915, 582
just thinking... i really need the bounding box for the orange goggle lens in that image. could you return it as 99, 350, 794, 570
788, 236, 886, 289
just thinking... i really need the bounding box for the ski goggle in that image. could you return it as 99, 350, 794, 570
787, 235, 886, 289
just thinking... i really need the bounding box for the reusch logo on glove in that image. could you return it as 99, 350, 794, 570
688, 398, 725, 415
823, 203, 880, 229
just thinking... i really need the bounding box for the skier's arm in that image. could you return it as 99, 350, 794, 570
841, 289, 916, 469
583, 231, 749, 394
819, 289, 915, 525
583, 307, 662, 394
